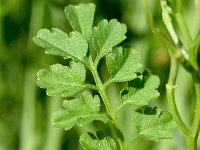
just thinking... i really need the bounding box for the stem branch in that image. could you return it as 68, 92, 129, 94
127, 134, 140, 149
191, 83, 200, 136
166, 57, 190, 135
88, 59, 125, 149
189, 83, 200, 149
175, 13, 193, 49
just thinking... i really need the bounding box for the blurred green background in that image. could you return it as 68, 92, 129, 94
0, 0, 199, 150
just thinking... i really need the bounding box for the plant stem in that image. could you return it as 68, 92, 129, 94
88, 59, 125, 149
176, 0, 183, 12
161, 0, 189, 60
85, 83, 98, 91
175, 1, 200, 149
186, 136, 197, 150
166, 48, 200, 150
175, 0, 193, 49
194, 30, 200, 46
145, 0, 198, 75
186, 82, 200, 150
127, 134, 140, 149
191, 83, 200, 136
144, 1, 190, 135
175, 12, 197, 69
145, 0, 200, 149
175, 13, 193, 49
166, 57, 190, 136
88, 61, 113, 116
161, 0, 200, 73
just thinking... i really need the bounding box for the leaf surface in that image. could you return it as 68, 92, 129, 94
36, 61, 86, 97
65, 3, 95, 40
52, 92, 108, 130
33, 28, 88, 60
121, 70, 160, 106
133, 107, 176, 140
106, 47, 142, 82
80, 132, 117, 150
91, 19, 127, 61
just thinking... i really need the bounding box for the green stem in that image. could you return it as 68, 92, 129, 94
144, 0, 156, 33
176, 0, 183, 13
186, 136, 197, 150
160, 0, 199, 76
127, 134, 140, 149
175, 0, 193, 49
175, 3, 200, 149
100, 89, 125, 150
88, 59, 125, 150
186, 82, 200, 150
161, 0, 189, 60
175, 12, 197, 69
144, 0, 187, 62
176, 0, 200, 73
89, 61, 113, 116
166, 56, 200, 150
85, 83, 98, 91
194, 29, 200, 46
146, 0, 200, 149
175, 13, 193, 49
103, 78, 113, 89
166, 57, 190, 136
145, 1, 193, 126
191, 83, 200, 136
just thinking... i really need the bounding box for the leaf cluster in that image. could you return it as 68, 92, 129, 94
33, 3, 176, 149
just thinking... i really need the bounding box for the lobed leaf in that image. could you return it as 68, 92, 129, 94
91, 19, 127, 61
133, 107, 176, 140
51, 91, 108, 130
106, 47, 143, 82
80, 132, 117, 150
121, 70, 160, 107
36, 61, 86, 97
65, 3, 95, 40
33, 28, 88, 60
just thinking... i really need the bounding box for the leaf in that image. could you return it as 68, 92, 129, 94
33, 28, 88, 60
65, 3, 95, 40
91, 19, 127, 61
80, 132, 117, 150
51, 91, 108, 130
36, 61, 86, 97
106, 47, 143, 82
133, 107, 176, 140
121, 70, 160, 107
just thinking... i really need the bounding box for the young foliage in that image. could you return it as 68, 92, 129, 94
34, 2, 176, 149
91, 19, 127, 62
65, 3, 95, 40
106, 47, 143, 82
36, 62, 86, 97
33, 29, 88, 60
121, 70, 160, 107
133, 107, 176, 140
52, 91, 108, 130
80, 132, 117, 150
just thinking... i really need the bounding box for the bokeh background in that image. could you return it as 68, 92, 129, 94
0, 0, 200, 150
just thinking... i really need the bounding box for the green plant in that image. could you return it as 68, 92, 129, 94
33, 3, 176, 149
144, 0, 200, 150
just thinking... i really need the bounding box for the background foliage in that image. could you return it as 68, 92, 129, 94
0, 0, 199, 150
